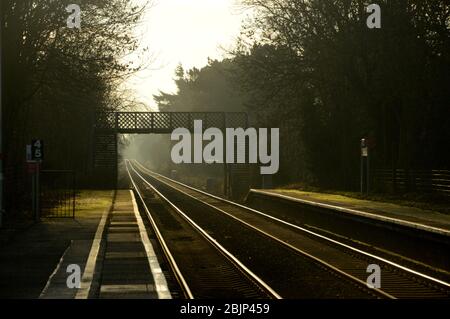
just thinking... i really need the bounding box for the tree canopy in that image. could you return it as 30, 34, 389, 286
156, 0, 450, 189
1, 0, 149, 213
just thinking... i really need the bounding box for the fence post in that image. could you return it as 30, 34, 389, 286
367, 152, 370, 195
32, 171, 36, 220
72, 171, 76, 218
36, 163, 40, 220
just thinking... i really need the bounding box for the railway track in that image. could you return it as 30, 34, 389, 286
127, 161, 379, 298
126, 161, 280, 299
129, 160, 450, 299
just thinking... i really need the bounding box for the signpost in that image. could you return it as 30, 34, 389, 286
28, 140, 44, 221
360, 138, 369, 195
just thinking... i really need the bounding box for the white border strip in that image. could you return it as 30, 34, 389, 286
75, 195, 111, 299
126, 162, 193, 298
39, 242, 72, 298
250, 189, 450, 237
130, 190, 171, 299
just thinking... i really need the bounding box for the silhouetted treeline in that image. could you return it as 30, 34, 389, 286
155, 60, 246, 113
156, 0, 450, 191
1, 0, 146, 215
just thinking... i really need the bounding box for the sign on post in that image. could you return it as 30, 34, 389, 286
361, 138, 368, 157
31, 139, 44, 161
360, 138, 370, 194
28, 139, 43, 221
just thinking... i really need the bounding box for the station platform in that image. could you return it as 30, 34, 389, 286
0, 189, 170, 299
0, 190, 112, 298
248, 189, 450, 237
40, 189, 170, 299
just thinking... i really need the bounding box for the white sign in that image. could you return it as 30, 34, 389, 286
26, 144, 32, 162
362, 147, 368, 157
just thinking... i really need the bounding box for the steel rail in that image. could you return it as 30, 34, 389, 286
133, 160, 450, 289
130, 160, 392, 298
125, 161, 194, 299
127, 160, 282, 299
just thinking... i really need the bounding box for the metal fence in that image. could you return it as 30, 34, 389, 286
95, 111, 249, 133
374, 169, 450, 196
40, 170, 75, 218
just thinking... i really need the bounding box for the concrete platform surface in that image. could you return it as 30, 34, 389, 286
0, 190, 114, 298
39, 189, 170, 299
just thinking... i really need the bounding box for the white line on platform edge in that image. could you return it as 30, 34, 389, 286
251, 189, 450, 237
130, 190, 172, 299
75, 192, 112, 299
39, 242, 72, 298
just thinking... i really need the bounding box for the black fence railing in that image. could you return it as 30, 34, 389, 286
40, 170, 76, 218
94, 111, 249, 133
374, 169, 450, 196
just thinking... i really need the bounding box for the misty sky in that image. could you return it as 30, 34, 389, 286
125, 0, 249, 110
